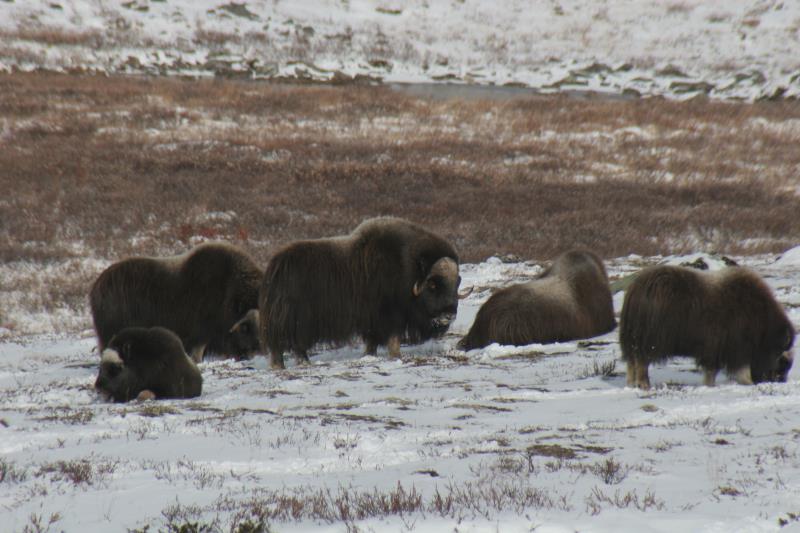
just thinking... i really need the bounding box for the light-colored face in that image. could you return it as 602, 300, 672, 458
101, 348, 123, 366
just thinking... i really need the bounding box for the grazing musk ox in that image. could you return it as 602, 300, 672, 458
458, 249, 616, 350
95, 326, 202, 402
259, 217, 461, 368
620, 265, 795, 389
90, 242, 262, 362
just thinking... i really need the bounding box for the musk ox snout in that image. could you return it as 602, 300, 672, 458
224, 309, 260, 360
752, 348, 794, 384
431, 312, 456, 329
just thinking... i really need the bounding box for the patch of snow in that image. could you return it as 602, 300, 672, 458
2, 254, 798, 531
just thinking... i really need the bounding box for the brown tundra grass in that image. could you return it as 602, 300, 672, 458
0, 72, 799, 335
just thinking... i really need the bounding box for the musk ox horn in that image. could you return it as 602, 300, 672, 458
413, 281, 423, 297
458, 286, 474, 299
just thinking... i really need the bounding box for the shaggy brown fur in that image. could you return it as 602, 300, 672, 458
259, 217, 460, 368
94, 326, 202, 402
620, 265, 795, 389
458, 249, 616, 350
89, 242, 262, 362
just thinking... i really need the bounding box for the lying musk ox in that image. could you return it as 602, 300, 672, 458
620, 265, 795, 389
95, 326, 202, 402
458, 249, 616, 350
90, 242, 262, 362
259, 217, 461, 368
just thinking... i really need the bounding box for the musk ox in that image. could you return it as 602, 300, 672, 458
458, 249, 616, 350
620, 265, 795, 389
259, 217, 461, 368
94, 326, 202, 402
89, 242, 262, 362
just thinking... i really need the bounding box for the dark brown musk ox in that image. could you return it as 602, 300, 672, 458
620, 265, 795, 389
458, 249, 616, 350
258, 217, 462, 369
95, 326, 202, 402
89, 242, 262, 362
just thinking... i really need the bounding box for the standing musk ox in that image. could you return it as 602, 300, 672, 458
259, 217, 462, 369
620, 265, 795, 389
95, 326, 202, 402
90, 242, 262, 362
458, 249, 616, 350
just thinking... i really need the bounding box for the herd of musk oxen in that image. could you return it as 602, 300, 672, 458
90, 217, 796, 402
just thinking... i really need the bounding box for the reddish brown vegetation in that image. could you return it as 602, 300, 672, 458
0, 72, 799, 332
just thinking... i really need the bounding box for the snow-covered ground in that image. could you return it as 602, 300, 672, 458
2, 250, 800, 532
1, 0, 799, 100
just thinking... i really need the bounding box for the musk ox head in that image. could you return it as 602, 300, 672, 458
224, 309, 260, 360
412, 256, 460, 336
95, 347, 125, 401
750, 324, 795, 384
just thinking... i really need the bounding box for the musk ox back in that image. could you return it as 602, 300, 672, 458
620, 265, 795, 389
458, 249, 616, 350
259, 217, 461, 368
90, 242, 262, 362
95, 326, 202, 402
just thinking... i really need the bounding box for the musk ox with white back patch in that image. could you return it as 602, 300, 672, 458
259, 217, 461, 368
620, 265, 795, 389
458, 249, 616, 350
90, 242, 262, 362
94, 326, 202, 402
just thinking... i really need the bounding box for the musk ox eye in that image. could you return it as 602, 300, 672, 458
428, 281, 437, 291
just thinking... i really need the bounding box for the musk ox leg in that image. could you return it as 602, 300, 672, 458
388, 336, 401, 358
625, 359, 637, 387
703, 368, 718, 387
733, 366, 754, 385
632, 359, 651, 389
365, 342, 377, 356
269, 350, 286, 370
189, 344, 206, 364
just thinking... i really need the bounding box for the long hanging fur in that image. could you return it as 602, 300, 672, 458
259, 217, 461, 368
94, 326, 202, 402
89, 242, 263, 361
459, 249, 616, 350
619, 265, 795, 388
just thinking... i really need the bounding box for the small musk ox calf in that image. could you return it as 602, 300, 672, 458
620, 265, 795, 389
94, 326, 202, 402
458, 249, 616, 350
259, 217, 462, 368
90, 242, 262, 362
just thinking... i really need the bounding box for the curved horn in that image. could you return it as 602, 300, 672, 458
458, 286, 474, 299
412, 281, 422, 297
229, 309, 259, 333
